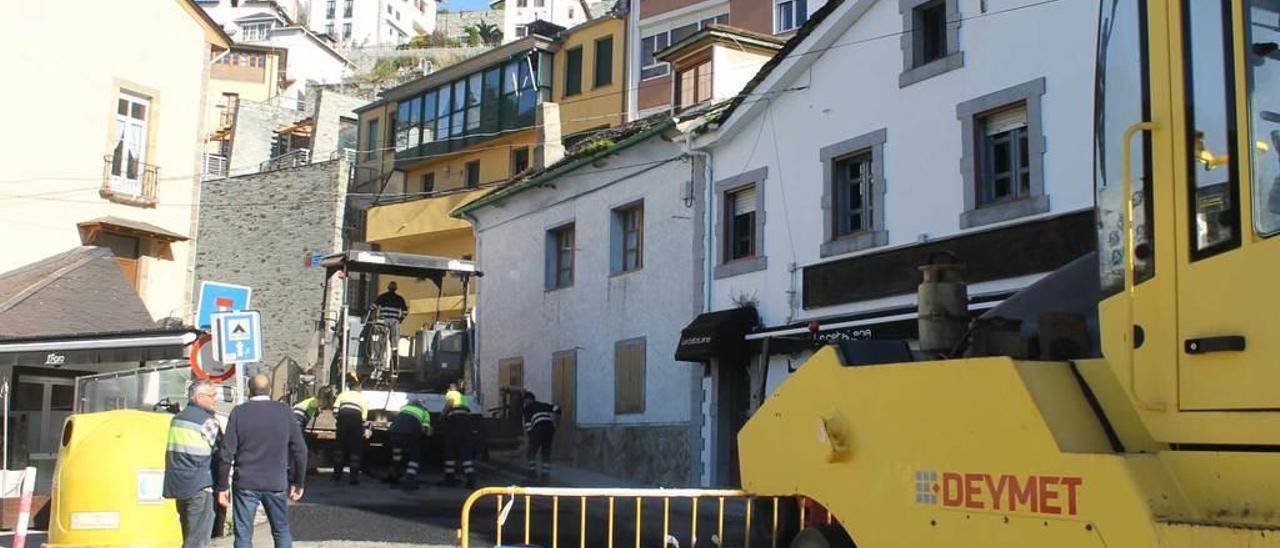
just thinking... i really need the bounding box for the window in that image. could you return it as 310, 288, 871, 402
676, 61, 712, 111
727, 187, 757, 260
715, 167, 767, 278
365, 118, 380, 160
564, 47, 583, 96
1185, 0, 1240, 257
325, 23, 334, 35
535, 0, 545, 6
517, 0, 527, 6
614, 338, 646, 415
387, 5, 393, 14
612, 202, 644, 273
821, 129, 888, 257
326, 0, 335, 18
241, 22, 271, 41
640, 34, 670, 79
978, 105, 1030, 206
956, 78, 1048, 228
569, 7, 575, 18
396, 96, 423, 153
899, 0, 962, 87
546, 223, 575, 289
516, 25, 528, 37
465, 160, 481, 188
1245, 0, 1280, 236
512, 147, 530, 175
670, 22, 699, 44
343, 23, 352, 39
344, 0, 352, 17
701, 14, 731, 27
776, 0, 808, 33
109, 91, 150, 193
594, 36, 613, 88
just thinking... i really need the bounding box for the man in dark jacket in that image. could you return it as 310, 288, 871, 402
522, 391, 560, 485
164, 380, 222, 548
217, 374, 307, 548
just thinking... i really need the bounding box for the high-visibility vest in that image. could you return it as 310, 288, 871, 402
292, 397, 318, 422
444, 390, 469, 416
334, 390, 367, 420
162, 404, 219, 499
396, 403, 432, 434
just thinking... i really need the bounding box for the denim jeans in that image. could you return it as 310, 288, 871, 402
175, 489, 215, 548
232, 489, 292, 548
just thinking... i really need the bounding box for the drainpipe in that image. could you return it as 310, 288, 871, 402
683, 136, 713, 315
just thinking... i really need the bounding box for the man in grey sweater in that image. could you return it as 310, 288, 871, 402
217, 374, 308, 548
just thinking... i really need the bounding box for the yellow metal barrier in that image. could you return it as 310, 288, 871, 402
458, 487, 792, 548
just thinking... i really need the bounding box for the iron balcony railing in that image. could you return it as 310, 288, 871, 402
330, 148, 357, 164
203, 153, 229, 179
101, 154, 159, 205
260, 148, 311, 172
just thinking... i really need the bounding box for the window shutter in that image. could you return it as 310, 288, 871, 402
983, 105, 1027, 136
733, 186, 757, 214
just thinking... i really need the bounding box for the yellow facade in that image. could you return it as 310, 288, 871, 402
553, 16, 627, 137
357, 16, 627, 332
0, 0, 228, 321
204, 46, 283, 145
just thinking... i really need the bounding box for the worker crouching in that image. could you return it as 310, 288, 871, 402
386, 399, 431, 491
522, 391, 560, 485
332, 382, 367, 485
439, 385, 477, 489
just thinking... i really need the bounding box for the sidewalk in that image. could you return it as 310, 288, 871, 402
479, 448, 650, 489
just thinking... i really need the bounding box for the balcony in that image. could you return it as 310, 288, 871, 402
203, 153, 229, 180
260, 148, 311, 172
366, 187, 488, 245
101, 155, 159, 207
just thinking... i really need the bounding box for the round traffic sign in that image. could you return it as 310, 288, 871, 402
190, 333, 236, 382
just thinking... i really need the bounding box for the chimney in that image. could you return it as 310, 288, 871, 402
534, 102, 565, 170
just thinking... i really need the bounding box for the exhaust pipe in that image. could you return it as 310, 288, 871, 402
917, 253, 968, 355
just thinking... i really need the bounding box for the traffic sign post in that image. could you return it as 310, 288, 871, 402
211, 310, 263, 365
196, 281, 252, 329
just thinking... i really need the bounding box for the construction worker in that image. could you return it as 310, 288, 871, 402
522, 391, 560, 485
291, 387, 333, 431
332, 381, 367, 485
386, 398, 431, 490
439, 384, 476, 488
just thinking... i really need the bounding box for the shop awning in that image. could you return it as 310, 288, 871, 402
0, 328, 199, 367
674, 307, 758, 363
77, 216, 189, 244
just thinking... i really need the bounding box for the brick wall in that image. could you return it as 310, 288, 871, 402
194, 159, 350, 377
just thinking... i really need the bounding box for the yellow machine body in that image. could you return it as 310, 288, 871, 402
48, 410, 182, 547
739, 0, 1280, 545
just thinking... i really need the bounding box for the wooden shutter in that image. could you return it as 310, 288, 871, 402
499, 357, 524, 391
614, 339, 646, 414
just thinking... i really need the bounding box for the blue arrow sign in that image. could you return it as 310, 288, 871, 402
212, 310, 262, 365
196, 281, 252, 329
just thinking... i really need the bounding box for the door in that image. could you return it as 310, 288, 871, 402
551, 351, 576, 460
12, 375, 76, 493
110, 92, 149, 195
1176, 0, 1280, 409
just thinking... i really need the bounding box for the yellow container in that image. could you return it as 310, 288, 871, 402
48, 410, 182, 547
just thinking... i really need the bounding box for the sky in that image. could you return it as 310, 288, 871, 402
441, 0, 493, 11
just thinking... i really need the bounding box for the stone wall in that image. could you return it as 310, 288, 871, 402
227, 98, 308, 177
194, 159, 350, 377
436, 10, 504, 41
564, 423, 698, 487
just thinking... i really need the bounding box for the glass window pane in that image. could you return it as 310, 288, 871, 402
437, 87, 451, 117
453, 80, 466, 111
423, 91, 437, 121
468, 73, 483, 105
1246, 0, 1280, 236
1185, 0, 1239, 254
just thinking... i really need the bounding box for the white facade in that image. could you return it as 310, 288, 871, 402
200, 1, 353, 104
499, 0, 593, 43
467, 132, 704, 483
306, 0, 436, 47
693, 0, 1099, 472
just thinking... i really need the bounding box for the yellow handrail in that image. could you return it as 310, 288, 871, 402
1120, 121, 1166, 412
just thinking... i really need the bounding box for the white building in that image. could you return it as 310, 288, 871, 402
199, 0, 354, 105
491, 0, 605, 43
686, 0, 1099, 483
305, 0, 436, 47
458, 118, 706, 486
